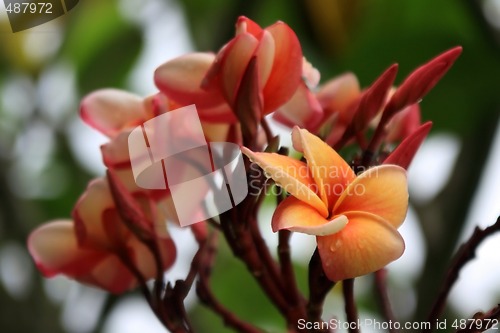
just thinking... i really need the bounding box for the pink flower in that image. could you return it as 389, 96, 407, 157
28, 177, 176, 293
80, 89, 219, 232
316, 47, 461, 146
154, 16, 303, 123
80, 89, 232, 166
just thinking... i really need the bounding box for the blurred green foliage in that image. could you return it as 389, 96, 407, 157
61, 0, 143, 92
1, 0, 499, 332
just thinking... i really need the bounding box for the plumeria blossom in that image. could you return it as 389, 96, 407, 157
154, 16, 303, 124
24, 12, 465, 330
80, 88, 232, 157
203, 16, 303, 113
155, 53, 234, 123
318, 64, 401, 147
81, 89, 232, 172
316, 47, 462, 146
80, 89, 231, 192
80, 89, 229, 228
28, 177, 176, 293
242, 127, 409, 281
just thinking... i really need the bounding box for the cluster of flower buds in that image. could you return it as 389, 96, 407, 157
27, 16, 461, 332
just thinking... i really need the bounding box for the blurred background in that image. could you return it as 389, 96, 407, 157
0, 0, 499, 332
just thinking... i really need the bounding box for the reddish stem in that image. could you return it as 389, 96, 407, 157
343, 279, 359, 333
278, 229, 307, 327
374, 269, 399, 333
424, 215, 500, 332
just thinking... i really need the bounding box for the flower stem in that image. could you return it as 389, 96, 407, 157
343, 278, 359, 333
195, 233, 263, 333
278, 230, 307, 324
307, 248, 334, 325
455, 304, 500, 333
219, 206, 289, 314
374, 269, 398, 333
424, 215, 500, 332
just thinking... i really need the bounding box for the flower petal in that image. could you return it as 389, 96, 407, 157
262, 21, 303, 113
333, 165, 408, 228
101, 130, 133, 168
126, 234, 176, 280
317, 211, 404, 281
242, 147, 327, 217
219, 33, 259, 105
236, 16, 263, 36
27, 220, 106, 278
384, 121, 432, 170
197, 103, 237, 123
351, 64, 398, 132
154, 53, 225, 108
273, 82, 324, 131
72, 178, 120, 248
201, 122, 231, 142
81, 254, 136, 294
272, 196, 347, 235
106, 169, 153, 238
254, 30, 275, 89
292, 127, 355, 211
384, 46, 462, 117
27, 220, 137, 293
80, 89, 146, 138
302, 57, 321, 88
317, 72, 360, 124
384, 104, 422, 143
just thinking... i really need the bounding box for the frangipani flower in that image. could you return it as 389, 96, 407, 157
242, 127, 408, 281
28, 177, 176, 293
154, 16, 303, 123
80, 89, 218, 234
155, 53, 234, 123
317, 47, 461, 146
80, 89, 231, 152
203, 16, 303, 113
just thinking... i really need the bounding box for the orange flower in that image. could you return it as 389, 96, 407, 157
27, 177, 176, 293
242, 127, 408, 281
